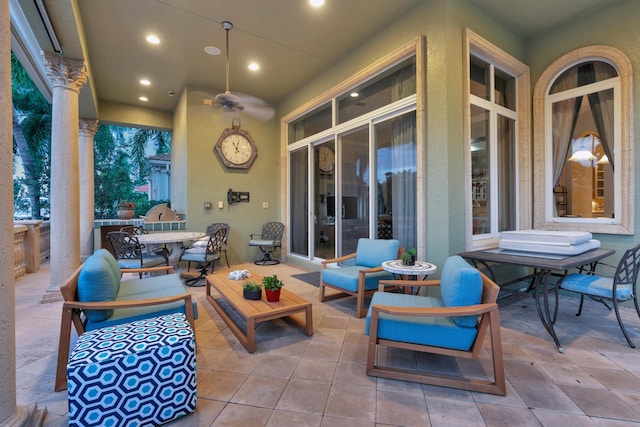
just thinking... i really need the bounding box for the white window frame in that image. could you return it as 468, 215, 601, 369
463, 29, 531, 250
533, 46, 634, 235
283, 36, 426, 263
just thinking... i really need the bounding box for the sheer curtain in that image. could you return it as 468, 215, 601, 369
552, 67, 581, 189
389, 67, 417, 250
587, 62, 616, 170
390, 114, 416, 250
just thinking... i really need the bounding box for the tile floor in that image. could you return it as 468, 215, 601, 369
14, 261, 640, 426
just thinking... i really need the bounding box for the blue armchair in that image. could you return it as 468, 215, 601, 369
320, 238, 401, 317
365, 255, 505, 395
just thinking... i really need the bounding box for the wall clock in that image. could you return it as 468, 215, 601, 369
318, 146, 335, 173
214, 117, 258, 169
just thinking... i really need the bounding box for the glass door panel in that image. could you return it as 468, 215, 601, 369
471, 105, 490, 236
374, 111, 417, 250
339, 128, 369, 255
314, 142, 336, 260
290, 148, 309, 256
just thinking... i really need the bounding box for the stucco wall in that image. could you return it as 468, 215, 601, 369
181, 86, 280, 263
527, 0, 640, 259
277, 0, 526, 268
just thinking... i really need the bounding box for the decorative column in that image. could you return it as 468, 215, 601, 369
1, 0, 47, 423
79, 119, 98, 260
0, 0, 17, 422
42, 52, 87, 292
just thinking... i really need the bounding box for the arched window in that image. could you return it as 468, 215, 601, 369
533, 46, 633, 234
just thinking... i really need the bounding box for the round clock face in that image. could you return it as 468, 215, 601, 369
318, 146, 335, 173
221, 134, 252, 165
214, 126, 258, 169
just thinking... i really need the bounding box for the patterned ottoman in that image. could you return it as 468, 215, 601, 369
67, 313, 196, 426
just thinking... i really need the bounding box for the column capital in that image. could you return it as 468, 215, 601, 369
79, 119, 99, 138
42, 51, 88, 92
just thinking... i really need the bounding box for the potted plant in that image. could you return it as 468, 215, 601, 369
243, 282, 262, 300
116, 200, 136, 220
262, 274, 284, 302
402, 248, 417, 266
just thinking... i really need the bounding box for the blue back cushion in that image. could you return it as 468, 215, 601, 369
77, 249, 120, 322
355, 238, 400, 268
440, 255, 483, 328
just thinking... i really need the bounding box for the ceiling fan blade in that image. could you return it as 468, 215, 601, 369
243, 103, 275, 121
204, 22, 275, 121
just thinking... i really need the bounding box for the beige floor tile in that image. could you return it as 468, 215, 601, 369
559, 386, 640, 422
376, 389, 429, 426
230, 375, 288, 408
324, 383, 376, 421
211, 403, 272, 426
426, 396, 485, 427
476, 403, 540, 427
13, 261, 640, 426
266, 410, 322, 427
275, 379, 331, 415
291, 358, 337, 384
197, 370, 248, 401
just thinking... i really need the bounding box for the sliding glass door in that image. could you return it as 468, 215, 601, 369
339, 128, 370, 255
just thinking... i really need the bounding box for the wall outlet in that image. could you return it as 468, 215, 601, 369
204, 201, 212, 210
262, 202, 269, 209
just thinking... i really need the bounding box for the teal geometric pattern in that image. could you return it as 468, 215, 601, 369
67, 313, 196, 426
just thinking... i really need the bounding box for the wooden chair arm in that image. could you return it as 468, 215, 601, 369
63, 293, 192, 310
378, 279, 440, 290
121, 265, 175, 275
358, 265, 384, 275
321, 252, 356, 267
371, 302, 498, 318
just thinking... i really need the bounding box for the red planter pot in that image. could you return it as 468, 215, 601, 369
265, 288, 281, 302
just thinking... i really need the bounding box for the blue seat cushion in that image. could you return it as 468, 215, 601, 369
366, 292, 479, 351
181, 247, 220, 263
322, 266, 394, 292
354, 238, 400, 268
85, 274, 198, 331
116, 253, 167, 269
561, 273, 633, 301
440, 255, 483, 328
77, 249, 120, 322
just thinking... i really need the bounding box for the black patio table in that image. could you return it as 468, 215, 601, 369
459, 247, 615, 353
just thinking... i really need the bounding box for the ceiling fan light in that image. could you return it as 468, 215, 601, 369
248, 62, 260, 71
568, 149, 596, 162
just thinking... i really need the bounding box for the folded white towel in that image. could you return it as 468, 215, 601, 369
228, 269, 251, 280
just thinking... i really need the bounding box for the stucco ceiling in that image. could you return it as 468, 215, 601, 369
11, 0, 626, 121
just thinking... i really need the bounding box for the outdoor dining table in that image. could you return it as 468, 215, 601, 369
459, 247, 615, 353
136, 231, 205, 272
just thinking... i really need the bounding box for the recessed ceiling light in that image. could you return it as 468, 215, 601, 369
248, 62, 260, 71
310, 0, 324, 7
146, 35, 160, 44
140, 79, 151, 86
138, 96, 149, 102
204, 46, 221, 56
350, 92, 359, 97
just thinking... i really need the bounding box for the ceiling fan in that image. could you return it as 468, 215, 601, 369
207, 21, 275, 121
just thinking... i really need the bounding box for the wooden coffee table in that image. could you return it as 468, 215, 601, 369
206, 270, 313, 352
